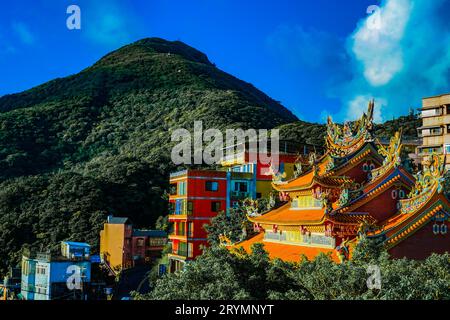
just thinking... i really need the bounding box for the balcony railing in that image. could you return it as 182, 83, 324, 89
172, 231, 186, 237
170, 170, 188, 178
172, 248, 189, 257
231, 191, 250, 199
169, 208, 193, 216
418, 129, 443, 137
420, 109, 443, 118
418, 148, 443, 156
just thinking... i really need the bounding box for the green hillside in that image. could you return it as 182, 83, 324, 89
0, 38, 298, 274
0, 38, 420, 275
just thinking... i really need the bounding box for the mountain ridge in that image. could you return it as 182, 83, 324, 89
0, 37, 419, 275
0, 37, 300, 274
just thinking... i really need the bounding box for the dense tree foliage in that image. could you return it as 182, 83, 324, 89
373, 113, 421, 140
134, 237, 450, 300
277, 113, 420, 147
205, 208, 253, 246
205, 197, 279, 246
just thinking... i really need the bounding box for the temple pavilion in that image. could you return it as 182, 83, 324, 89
233, 101, 450, 262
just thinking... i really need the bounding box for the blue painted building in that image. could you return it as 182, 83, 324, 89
21, 241, 91, 300
226, 166, 257, 212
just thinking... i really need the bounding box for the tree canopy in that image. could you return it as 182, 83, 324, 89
134, 237, 450, 300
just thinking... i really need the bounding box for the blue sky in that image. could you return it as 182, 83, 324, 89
1, 0, 449, 123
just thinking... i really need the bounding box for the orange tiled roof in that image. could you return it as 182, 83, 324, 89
329, 212, 376, 225
273, 173, 347, 192
249, 203, 326, 225
272, 157, 331, 190
232, 233, 339, 263
368, 193, 450, 248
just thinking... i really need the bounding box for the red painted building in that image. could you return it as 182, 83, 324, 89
168, 170, 228, 272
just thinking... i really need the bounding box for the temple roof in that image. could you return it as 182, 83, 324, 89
249, 203, 326, 226
368, 193, 449, 248
272, 173, 348, 192
272, 154, 352, 192
272, 141, 380, 193
231, 233, 340, 263
323, 142, 383, 177
333, 132, 415, 215
333, 166, 414, 215
368, 153, 450, 247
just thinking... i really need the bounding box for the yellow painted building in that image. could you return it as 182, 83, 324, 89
99, 216, 131, 271
417, 93, 450, 169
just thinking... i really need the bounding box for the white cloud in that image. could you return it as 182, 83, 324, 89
331, 0, 450, 123
345, 95, 384, 123
351, 0, 412, 86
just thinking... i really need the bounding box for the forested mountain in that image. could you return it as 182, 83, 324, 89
0, 38, 420, 274
0, 38, 298, 274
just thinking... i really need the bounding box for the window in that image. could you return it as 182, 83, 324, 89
175, 199, 183, 214
178, 242, 188, 256
445, 145, 450, 154
421, 108, 442, 118
36, 286, 47, 294
205, 181, 219, 191
188, 243, 194, 258
137, 238, 144, 247
177, 222, 186, 236
362, 162, 375, 172
187, 201, 193, 215
234, 182, 248, 192
295, 195, 322, 209
36, 266, 46, 275
178, 182, 187, 195
420, 146, 443, 154
149, 238, 166, 246
188, 222, 194, 237
431, 127, 443, 135
211, 201, 221, 212
421, 127, 443, 136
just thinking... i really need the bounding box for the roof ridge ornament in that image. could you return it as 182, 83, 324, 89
399, 153, 445, 214
268, 159, 287, 184
370, 130, 403, 181
325, 99, 375, 157
410, 153, 445, 197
